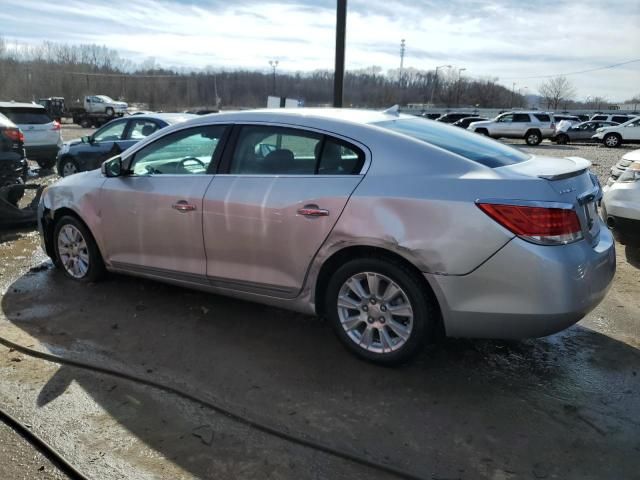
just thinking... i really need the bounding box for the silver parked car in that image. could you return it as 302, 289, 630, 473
38, 109, 615, 364
468, 111, 556, 145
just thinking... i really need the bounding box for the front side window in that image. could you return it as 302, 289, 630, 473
94, 121, 127, 142
497, 114, 513, 123
591, 115, 606, 121
375, 118, 529, 168
127, 119, 159, 140
130, 125, 225, 175
230, 126, 321, 175
626, 119, 640, 127
613, 116, 629, 124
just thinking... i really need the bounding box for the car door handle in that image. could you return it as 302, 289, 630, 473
172, 201, 197, 212
298, 205, 329, 217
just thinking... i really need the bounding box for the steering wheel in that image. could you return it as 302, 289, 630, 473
179, 157, 206, 171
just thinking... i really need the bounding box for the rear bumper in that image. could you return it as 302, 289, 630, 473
426, 226, 616, 339
25, 144, 60, 161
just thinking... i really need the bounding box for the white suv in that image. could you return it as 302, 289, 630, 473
0, 102, 63, 169
467, 112, 555, 145
602, 148, 640, 246
592, 116, 640, 148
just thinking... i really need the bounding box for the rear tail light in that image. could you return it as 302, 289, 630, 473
477, 202, 583, 245
52, 121, 61, 131
2, 128, 24, 143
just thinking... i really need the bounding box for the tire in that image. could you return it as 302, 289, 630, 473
556, 133, 569, 145
59, 158, 80, 177
53, 215, 105, 282
324, 257, 436, 365
105, 107, 114, 117
476, 128, 489, 136
80, 118, 91, 128
525, 129, 542, 146
603, 133, 621, 148
36, 159, 55, 169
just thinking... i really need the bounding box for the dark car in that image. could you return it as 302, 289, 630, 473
452, 116, 488, 129
436, 112, 478, 124
420, 112, 442, 120
554, 121, 619, 144
56, 113, 195, 177
0, 113, 28, 186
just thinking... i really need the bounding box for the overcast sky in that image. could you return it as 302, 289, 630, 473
1, 0, 639, 101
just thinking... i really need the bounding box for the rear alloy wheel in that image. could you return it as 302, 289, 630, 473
53, 216, 104, 282
604, 133, 621, 148
105, 107, 115, 117
325, 258, 435, 365
60, 158, 79, 177
80, 118, 91, 128
556, 133, 569, 145
525, 130, 542, 145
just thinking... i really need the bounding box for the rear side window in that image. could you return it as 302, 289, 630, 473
0, 107, 51, 125
513, 113, 530, 122
533, 114, 551, 122
375, 118, 529, 168
612, 116, 629, 123
591, 115, 606, 121
127, 119, 159, 140
317, 138, 364, 175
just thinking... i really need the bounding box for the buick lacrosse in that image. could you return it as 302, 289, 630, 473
38, 108, 615, 364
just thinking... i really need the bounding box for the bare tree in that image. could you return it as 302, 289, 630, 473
538, 76, 576, 110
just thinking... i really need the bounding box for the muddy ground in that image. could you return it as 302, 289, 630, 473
0, 132, 639, 479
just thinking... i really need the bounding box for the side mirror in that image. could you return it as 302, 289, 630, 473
102, 156, 123, 177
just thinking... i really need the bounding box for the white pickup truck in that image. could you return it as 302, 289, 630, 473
69, 95, 129, 128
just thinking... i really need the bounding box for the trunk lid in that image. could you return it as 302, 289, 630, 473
496, 155, 602, 246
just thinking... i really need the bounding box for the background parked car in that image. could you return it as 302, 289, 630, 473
56, 113, 195, 176
452, 117, 488, 129
554, 121, 619, 144
420, 113, 442, 120
0, 112, 28, 186
436, 112, 478, 124
592, 116, 640, 148
468, 111, 556, 145
0, 102, 62, 169
602, 148, 640, 246
590, 113, 635, 124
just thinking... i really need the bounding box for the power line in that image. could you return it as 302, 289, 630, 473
502, 58, 640, 80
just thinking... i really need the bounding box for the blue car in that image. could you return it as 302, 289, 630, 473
56, 113, 195, 177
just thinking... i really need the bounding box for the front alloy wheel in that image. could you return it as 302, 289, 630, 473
54, 216, 104, 282
604, 133, 620, 148
326, 258, 435, 365
61, 160, 78, 177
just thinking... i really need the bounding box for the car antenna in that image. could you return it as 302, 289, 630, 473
382, 104, 400, 116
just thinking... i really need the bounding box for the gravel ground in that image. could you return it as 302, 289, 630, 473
0, 421, 68, 480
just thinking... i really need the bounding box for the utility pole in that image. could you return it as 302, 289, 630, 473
268, 60, 279, 94
333, 0, 347, 107
399, 39, 406, 87
510, 82, 516, 108
429, 64, 451, 106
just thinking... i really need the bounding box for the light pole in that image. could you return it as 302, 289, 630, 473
510, 82, 517, 108
333, 0, 347, 107
456, 67, 466, 106
399, 39, 406, 87
429, 64, 451, 106
268, 60, 279, 94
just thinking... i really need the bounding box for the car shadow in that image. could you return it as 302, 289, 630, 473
1, 266, 639, 479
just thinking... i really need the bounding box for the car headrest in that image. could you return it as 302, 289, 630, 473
141, 124, 155, 136
263, 149, 295, 173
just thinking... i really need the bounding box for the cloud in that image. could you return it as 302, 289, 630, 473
0, 0, 638, 100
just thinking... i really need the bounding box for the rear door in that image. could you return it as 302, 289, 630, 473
202, 124, 367, 297
511, 113, 531, 136
118, 118, 163, 153
0, 107, 54, 146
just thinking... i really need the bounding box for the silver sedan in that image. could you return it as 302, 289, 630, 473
38, 109, 615, 364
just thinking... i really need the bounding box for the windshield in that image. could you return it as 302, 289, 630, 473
97, 95, 114, 102
375, 118, 530, 168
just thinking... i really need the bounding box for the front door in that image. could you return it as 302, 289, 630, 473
202, 125, 366, 297
84, 119, 130, 170
99, 124, 227, 279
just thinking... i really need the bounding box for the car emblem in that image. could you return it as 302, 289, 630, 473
559, 187, 576, 194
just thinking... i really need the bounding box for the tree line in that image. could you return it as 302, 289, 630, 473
0, 37, 534, 111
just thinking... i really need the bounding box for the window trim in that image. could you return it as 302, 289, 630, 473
123, 124, 230, 176
217, 123, 369, 177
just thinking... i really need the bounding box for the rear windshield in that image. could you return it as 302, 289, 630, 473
374, 118, 529, 168
0, 107, 52, 125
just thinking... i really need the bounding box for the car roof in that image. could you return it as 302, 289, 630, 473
125, 113, 197, 125
0, 101, 45, 110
